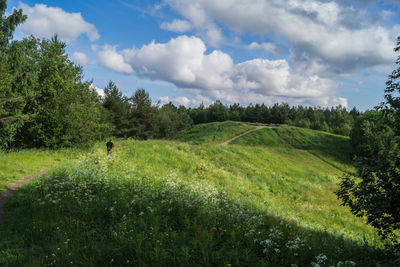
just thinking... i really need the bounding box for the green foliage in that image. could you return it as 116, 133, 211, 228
127, 88, 155, 139
0, 1, 110, 149
153, 103, 193, 138
0, 0, 26, 53
208, 100, 229, 122
103, 81, 130, 137
385, 36, 400, 112
338, 110, 400, 245
0, 35, 110, 149
338, 36, 400, 248
0, 1, 29, 149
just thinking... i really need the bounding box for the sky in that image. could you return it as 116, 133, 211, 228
6, 0, 400, 110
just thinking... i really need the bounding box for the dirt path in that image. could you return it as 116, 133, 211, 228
220, 124, 279, 146
0, 170, 47, 220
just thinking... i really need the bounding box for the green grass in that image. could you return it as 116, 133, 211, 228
0, 148, 80, 193
0, 123, 393, 266
175, 120, 254, 144
231, 125, 353, 171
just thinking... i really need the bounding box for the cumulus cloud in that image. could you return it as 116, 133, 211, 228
165, 0, 399, 76
158, 95, 213, 107
160, 19, 192, 32
247, 42, 279, 54
73, 52, 89, 66
98, 35, 346, 107
205, 25, 223, 47
18, 3, 99, 42
97, 45, 135, 74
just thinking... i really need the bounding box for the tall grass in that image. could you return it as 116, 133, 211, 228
0, 155, 387, 266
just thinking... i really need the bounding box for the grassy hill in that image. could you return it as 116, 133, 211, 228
175, 120, 255, 144
0, 122, 391, 266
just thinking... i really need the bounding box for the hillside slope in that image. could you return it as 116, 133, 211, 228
175, 120, 254, 144
0, 123, 388, 266
230, 125, 352, 171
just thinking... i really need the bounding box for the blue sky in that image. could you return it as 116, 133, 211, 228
6, 0, 400, 110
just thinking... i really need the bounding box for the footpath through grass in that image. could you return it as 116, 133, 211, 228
175, 121, 254, 144
0, 148, 79, 193
0, 122, 394, 266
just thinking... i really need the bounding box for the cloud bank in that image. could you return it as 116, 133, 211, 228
165, 0, 399, 76
97, 35, 346, 107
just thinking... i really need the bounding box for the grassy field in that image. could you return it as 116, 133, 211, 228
0, 148, 80, 193
0, 122, 393, 266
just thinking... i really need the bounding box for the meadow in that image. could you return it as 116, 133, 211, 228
0, 122, 393, 266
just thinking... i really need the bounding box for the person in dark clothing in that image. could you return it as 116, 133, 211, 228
106, 139, 114, 156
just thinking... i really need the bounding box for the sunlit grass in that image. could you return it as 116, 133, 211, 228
0, 148, 79, 193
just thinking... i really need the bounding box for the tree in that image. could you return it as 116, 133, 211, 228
385, 36, 400, 114
0, 2, 29, 149
208, 100, 228, 122
0, 0, 26, 54
103, 81, 130, 137
337, 36, 400, 247
153, 103, 193, 138
129, 89, 155, 139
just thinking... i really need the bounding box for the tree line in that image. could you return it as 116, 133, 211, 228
102, 80, 359, 140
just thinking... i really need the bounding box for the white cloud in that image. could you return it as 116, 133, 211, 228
160, 19, 192, 32
247, 42, 279, 54
158, 95, 213, 107
18, 3, 99, 42
90, 84, 104, 98
98, 36, 346, 107
73, 52, 89, 66
165, 0, 399, 76
205, 25, 223, 47
97, 45, 135, 74
174, 96, 191, 106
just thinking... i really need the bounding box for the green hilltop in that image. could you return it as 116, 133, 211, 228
0, 122, 389, 266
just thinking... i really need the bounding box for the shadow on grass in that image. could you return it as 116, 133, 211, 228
0, 169, 391, 267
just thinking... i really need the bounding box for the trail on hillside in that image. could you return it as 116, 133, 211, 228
0, 170, 47, 220
220, 124, 279, 146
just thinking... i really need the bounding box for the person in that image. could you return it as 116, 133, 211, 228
106, 139, 114, 156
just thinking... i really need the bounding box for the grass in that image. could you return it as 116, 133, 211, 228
175, 120, 254, 144
230, 125, 353, 171
0, 122, 394, 266
0, 148, 80, 193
